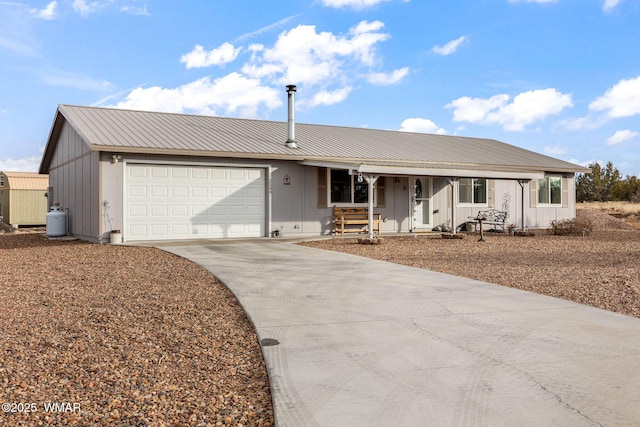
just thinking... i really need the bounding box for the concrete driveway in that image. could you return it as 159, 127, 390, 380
155, 239, 640, 427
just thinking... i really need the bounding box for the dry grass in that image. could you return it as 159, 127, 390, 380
0, 234, 273, 426
578, 201, 640, 214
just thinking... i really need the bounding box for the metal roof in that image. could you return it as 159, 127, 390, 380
0, 171, 49, 190
40, 104, 590, 175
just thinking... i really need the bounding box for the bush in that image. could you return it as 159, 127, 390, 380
550, 217, 593, 236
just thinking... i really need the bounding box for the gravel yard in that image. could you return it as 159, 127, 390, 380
300, 209, 640, 318
0, 234, 273, 426
1, 208, 638, 426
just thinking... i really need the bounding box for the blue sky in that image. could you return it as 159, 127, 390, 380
1, 0, 639, 177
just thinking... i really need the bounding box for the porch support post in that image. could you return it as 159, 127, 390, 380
364, 174, 379, 239
518, 179, 529, 230
449, 178, 458, 235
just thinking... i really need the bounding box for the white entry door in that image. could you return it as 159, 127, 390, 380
125, 164, 266, 241
412, 177, 432, 230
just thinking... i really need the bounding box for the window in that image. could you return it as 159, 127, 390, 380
538, 177, 562, 205
329, 169, 370, 205
458, 178, 487, 205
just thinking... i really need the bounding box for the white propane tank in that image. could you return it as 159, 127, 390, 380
46, 202, 67, 237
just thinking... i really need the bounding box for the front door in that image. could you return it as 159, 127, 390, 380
412, 177, 432, 230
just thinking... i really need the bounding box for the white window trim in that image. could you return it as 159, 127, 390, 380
327, 168, 377, 207
457, 178, 488, 207
537, 176, 563, 207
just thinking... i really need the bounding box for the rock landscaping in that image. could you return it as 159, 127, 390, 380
0, 234, 273, 426
1, 207, 637, 426
301, 209, 640, 318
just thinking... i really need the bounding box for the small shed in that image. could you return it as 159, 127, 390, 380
0, 171, 49, 227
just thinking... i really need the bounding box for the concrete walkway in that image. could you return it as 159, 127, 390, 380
155, 239, 640, 427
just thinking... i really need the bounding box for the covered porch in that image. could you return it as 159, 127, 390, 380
303, 160, 547, 238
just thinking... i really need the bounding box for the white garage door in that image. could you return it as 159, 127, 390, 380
125, 164, 266, 241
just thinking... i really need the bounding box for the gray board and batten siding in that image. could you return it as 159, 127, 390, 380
39, 104, 589, 242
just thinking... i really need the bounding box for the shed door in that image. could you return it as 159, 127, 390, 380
125, 164, 265, 241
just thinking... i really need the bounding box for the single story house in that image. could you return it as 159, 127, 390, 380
0, 171, 49, 227
39, 95, 589, 243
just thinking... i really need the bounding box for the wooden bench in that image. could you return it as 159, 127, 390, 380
469, 209, 508, 232
333, 206, 382, 236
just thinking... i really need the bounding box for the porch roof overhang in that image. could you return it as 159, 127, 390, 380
300, 160, 545, 181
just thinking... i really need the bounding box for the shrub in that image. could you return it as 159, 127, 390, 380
550, 217, 593, 236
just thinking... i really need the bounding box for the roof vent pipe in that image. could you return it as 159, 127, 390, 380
285, 85, 298, 148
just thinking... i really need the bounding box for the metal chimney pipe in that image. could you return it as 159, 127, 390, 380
285, 85, 297, 148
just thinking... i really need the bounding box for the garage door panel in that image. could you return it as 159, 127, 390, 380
126, 165, 265, 241
171, 224, 189, 235
129, 224, 148, 236
151, 205, 168, 216
129, 165, 147, 178
129, 205, 147, 216
129, 185, 146, 197
172, 168, 188, 179
171, 205, 188, 216
192, 168, 207, 179
246, 205, 264, 215
211, 188, 226, 198
151, 186, 168, 197
229, 169, 245, 180
211, 169, 226, 179
192, 187, 207, 197
171, 187, 188, 197
247, 187, 263, 198
151, 167, 169, 178
151, 224, 169, 236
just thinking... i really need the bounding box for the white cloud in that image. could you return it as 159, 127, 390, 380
113, 19, 402, 116
365, 67, 409, 85
119, 4, 149, 16
180, 42, 242, 69
562, 75, 640, 131
432, 36, 468, 56
242, 20, 389, 87
589, 76, 640, 119
446, 88, 573, 131
603, 0, 623, 13
320, 0, 393, 10
72, 0, 98, 17
111, 73, 282, 118
305, 87, 353, 107
31, 1, 57, 20
607, 130, 638, 145
0, 156, 42, 172
446, 94, 510, 123
399, 118, 447, 135
543, 144, 567, 156
71, 0, 150, 17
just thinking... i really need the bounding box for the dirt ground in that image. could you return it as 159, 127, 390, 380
0, 234, 273, 426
